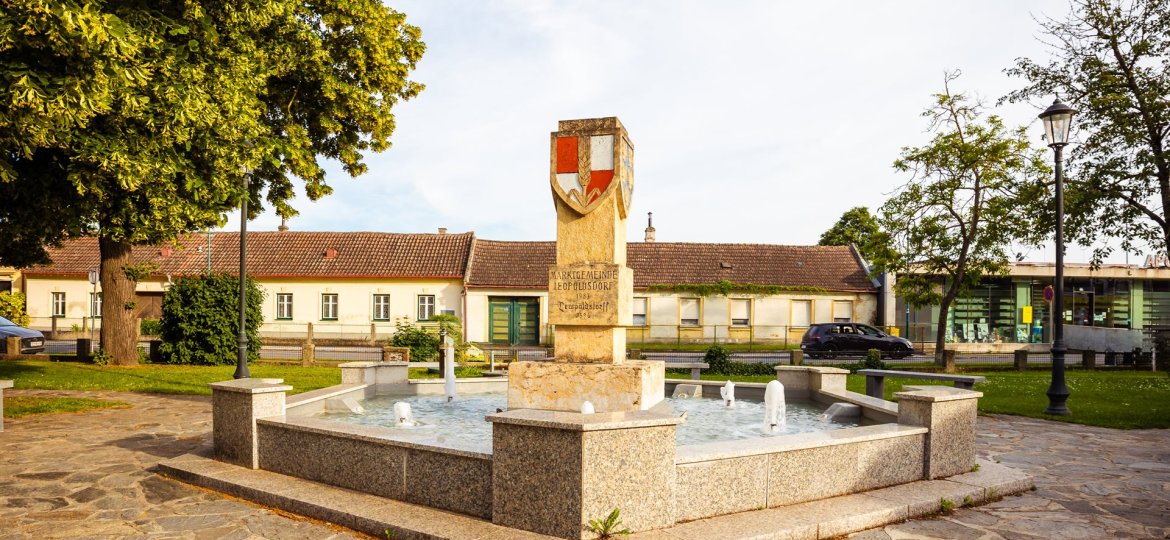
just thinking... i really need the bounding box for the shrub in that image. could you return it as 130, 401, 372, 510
158, 274, 263, 365
0, 291, 30, 325
428, 313, 468, 361
704, 345, 732, 374
140, 318, 162, 336
844, 348, 888, 373
391, 318, 438, 362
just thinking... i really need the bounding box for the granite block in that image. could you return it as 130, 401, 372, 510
796, 494, 907, 538
0, 379, 10, 431
211, 381, 288, 469
946, 459, 1035, 497
580, 425, 677, 533
671, 384, 702, 399
507, 360, 665, 413
674, 455, 768, 521
767, 442, 859, 507
852, 433, 926, 491
773, 367, 812, 399
404, 448, 492, 519
492, 422, 583, 538
897, 390, 979, 479
256, 422, 406, 500
864, 479, 984, 517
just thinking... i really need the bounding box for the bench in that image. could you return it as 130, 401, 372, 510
664, 362, 709, 380
856, 369, 986, 399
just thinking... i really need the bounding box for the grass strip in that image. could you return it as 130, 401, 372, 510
4, 396, 131, 418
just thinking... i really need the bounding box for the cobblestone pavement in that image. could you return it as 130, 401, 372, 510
852, 415, 1170, 539
3, 390, 1168, 539
0, 390, 362, 539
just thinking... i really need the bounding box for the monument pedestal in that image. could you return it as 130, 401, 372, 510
507, 360, 665, 413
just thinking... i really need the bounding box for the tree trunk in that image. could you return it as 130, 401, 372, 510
933, 294, 956, 367
99, 236, 139, 366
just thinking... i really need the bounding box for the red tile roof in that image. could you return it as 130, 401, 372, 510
467, 241, 874, 292
25, 232, 474, 279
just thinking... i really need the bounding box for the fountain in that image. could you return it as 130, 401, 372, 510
191, 116, 1015, 540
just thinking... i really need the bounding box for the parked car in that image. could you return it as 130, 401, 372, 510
0, 316, 46, 354
800, 322, 913, 359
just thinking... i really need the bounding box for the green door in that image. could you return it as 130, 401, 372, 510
489, 297, 540, 345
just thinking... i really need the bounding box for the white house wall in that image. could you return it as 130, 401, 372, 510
257, 278, 463, 339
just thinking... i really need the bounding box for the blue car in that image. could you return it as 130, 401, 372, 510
0, 316, 46, 354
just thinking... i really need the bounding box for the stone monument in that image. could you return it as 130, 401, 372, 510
506, 117, 665, 413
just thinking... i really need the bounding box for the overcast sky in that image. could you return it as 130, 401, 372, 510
228, 0, 1136, 264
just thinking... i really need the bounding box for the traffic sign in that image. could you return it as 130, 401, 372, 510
1043, 285, 1054, 303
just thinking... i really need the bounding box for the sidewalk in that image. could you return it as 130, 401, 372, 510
1, 390, 1168, 539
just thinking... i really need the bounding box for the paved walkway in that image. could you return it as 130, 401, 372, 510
2, 390, 1168, 539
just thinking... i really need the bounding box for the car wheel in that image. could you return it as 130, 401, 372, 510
822, 344, 838, 359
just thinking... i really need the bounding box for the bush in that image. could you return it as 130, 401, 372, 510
844, 348, 888, 373
158, 274, 263, 365
140, 318, 162, 337
704, 345, 732, 374
390, 319, 438, 362
0, 291, 30, 325
428, 313, 468, 361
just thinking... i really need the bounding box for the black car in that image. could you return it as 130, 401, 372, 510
800, 322, 913, 359
0, 316, 46, 354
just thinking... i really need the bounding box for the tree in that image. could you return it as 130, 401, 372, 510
1004, 0, 1170, 260
876, 74, 1050, 366
0, 1, 425, 364
818, 206, 894, 264
0, 291, 29, 326
158, 275, 262, 365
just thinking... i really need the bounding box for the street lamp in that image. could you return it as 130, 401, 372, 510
234, 170, 251, 379
1039, 97, 1076, 415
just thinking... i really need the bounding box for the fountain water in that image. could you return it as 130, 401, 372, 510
763, 380, 786, 433
393, 401, 416, 427
580, 400, 595, 414
443, 337, 456, 402
720, 380, 736, 407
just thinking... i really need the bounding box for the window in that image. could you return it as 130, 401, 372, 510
791, 300, 811, 327
373, 294, 391, 321
632, 297, 648, 326
276, 293, 293, 320
51, 292, 65, 318
730, 299, 750, 327
417, 295, 435, 321
833, 300, 853, 322
321, 293, 338, 320
679, 298, 700, 326
90, 292, 102, 319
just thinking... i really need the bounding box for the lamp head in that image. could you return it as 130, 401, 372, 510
1039, 98, 1076, 148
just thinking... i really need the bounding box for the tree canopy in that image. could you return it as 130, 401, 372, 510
877, 73, 1050, 364
1005, 0, 1170, 260
818, 206, 893, 265
0, 0, 425, 363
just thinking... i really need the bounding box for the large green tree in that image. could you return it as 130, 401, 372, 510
877, 74, 1050, 366
1005, 0, 1170, 260
0, 1, 424, 364
818, 206, 894, 264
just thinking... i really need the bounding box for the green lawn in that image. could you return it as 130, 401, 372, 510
0, 360, 341, 395
697, 369, 1170, 429
4, 396, 131, 418
409, 366, 485, 379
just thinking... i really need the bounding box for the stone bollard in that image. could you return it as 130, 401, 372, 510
943, 349, 956, 373
790, 349, 803, 366
5, 336, 20, 356
0, 380, 12, 431
301, 342, 315, 367
1081, 350, 1095, 369
1013, 349, 1028, 371
210, 378, 291, 469
895, 386, 982, 479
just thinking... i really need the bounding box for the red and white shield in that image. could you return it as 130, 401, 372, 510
551, 134, 622, 215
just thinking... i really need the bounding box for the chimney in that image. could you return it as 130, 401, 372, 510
324, 248, 338, 259
644, 212, 656, 243
438, 227, 448, 235
278, 216, 289, 232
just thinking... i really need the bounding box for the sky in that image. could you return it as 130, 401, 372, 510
227, 0, 1136, 264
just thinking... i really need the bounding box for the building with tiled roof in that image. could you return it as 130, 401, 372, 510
19, 231, 877, 346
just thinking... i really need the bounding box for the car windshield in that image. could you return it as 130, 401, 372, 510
857, 325, 883, 336
0, 316, 14, 326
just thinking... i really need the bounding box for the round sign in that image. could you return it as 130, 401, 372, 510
1043, 285, 1054, 303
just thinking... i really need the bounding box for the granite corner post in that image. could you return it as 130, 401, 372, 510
339, 361, 409, 393
210, 378, 292, 469
489, 410, 680, 539
895, 387, 982, 479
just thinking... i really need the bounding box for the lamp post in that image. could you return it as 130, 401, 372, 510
234, 171, 251, 379
1039, 98, 1076, 415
